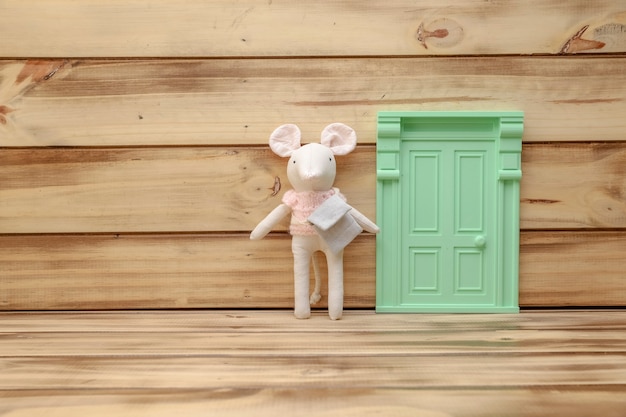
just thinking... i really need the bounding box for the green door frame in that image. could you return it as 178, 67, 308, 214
376, 111, 524, 313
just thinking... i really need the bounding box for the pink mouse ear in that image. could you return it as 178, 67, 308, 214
320, 123, 357, 155
269, 124, 301, 157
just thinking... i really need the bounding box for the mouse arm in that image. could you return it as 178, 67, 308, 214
349, 207, 380, 234
250, 203, 292, 240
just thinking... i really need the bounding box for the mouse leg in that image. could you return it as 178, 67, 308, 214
292, 235, 314, 319
325, 248, 344, 320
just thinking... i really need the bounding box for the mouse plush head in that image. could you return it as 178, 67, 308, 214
269, 123, 357, 192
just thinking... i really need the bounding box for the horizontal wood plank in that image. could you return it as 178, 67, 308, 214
520, 232, 626, 306
2, 143, 626, 233
521, 142, 626, 229
2, 352, 626, 386
2, 232, 626, 310
3, 310, 626, 333
4, 330, 625, 357
0, 147, 374, 233
1, 57, 626, 146
0, 1, 624, 57
0, 234, 374, 310
2, 387, 625, 417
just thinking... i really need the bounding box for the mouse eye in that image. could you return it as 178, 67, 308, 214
329, 157, 333, 161
292, 159, 296, 164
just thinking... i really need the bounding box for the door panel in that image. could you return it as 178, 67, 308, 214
410, 248, 441, 293
455, 249, 485, 291
456, 152, 484, 232
410, 152, 440, 232
402, 140, 495, 308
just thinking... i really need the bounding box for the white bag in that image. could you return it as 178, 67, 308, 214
307, 195, 362, 253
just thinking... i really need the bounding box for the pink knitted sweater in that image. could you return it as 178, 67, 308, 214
282, 187, 346, 235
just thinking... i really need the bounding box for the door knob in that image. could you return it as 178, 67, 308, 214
474, 235, 486, 248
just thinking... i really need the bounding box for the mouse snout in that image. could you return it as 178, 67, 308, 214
302, 169, 322, 180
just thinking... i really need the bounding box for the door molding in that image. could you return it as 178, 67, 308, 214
376, 111, 524, 313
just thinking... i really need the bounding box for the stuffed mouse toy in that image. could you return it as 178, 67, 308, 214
250, 123, 379, 320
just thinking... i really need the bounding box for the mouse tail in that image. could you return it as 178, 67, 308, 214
310, 252, 322, 305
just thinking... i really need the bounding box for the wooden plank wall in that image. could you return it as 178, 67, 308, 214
1, 1, 626, 310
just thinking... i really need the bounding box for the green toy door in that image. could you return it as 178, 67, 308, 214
376, 112, 523, 313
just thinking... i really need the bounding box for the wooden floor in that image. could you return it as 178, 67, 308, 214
1, 309, 626, 416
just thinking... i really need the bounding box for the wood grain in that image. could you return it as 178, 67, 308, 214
3, 1, 626, 412
0, 1, 624, 57
2, 388, 625, 417
520, 232, 626, 306
4, 330, 626, 357
521, 142, 626, 229
3, 310, 626, 332
0, 234, 375, 310
3, 354, 626, 388
3, 144, 626, 233
1, 57, 625, 147
0, 147, 374, 233
2, 231, 626, 310
1, 310, 625, 416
